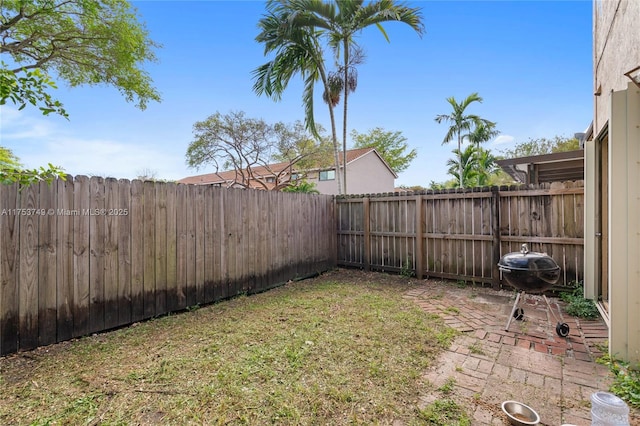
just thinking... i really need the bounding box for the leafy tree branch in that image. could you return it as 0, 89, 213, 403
1, 0, 161, 116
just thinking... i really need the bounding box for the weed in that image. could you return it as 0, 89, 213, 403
469, 343, 485, 355
444, 306, 460, 315
438, 377, 456, 394
456, 280, 467, 288
560, 282, 599, 319
597, 351, 640, 409
400, 258, 415, 278
435, 326, 459, 347
432, 291, 445, 300
417, 399, 471, 425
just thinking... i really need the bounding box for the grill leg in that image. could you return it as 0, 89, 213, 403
542, 295, 557, 322
505, 291, 523, 331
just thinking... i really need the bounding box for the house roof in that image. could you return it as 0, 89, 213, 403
178, 147, 396, 185
177, 161, 293, 186
496, 150, 584, 184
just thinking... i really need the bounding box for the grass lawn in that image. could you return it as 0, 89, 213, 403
0, 269, 461, 425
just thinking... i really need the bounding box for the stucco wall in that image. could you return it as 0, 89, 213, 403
312, 152, 396, 195
593, 0, 640, 135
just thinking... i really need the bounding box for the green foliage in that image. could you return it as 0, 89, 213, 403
417, 399, 471, 425
271, 121, 334, 171
468, 342, 485, 355
1, 0, 160, 116
400, 258, 414, 278
267, 0, 424, 194
398, 184, 427, 192
597, 351, 640, 409
1, 146, 65, 186
501, 136, 580, 158
351, 127, 417, 174
0, 163, 66, 186
466, 120, 499, 147
0, 65, 67, 117
0, 146, 21, 168
486, 168, 516, 186
428, 179, 458, 190
282, 180, 320, 194
186, 111, 327, 191
435, 93, 496, 188
446, 145, 478, 187
438, 377, 456, 394
560, 282, 600, 319
253, 3, 344, 193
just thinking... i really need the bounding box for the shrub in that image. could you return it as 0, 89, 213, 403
560, 282, 599, 319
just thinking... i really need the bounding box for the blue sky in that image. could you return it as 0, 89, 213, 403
0, 0, 593, 186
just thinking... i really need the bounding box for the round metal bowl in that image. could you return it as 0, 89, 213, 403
501, 400, 540, 425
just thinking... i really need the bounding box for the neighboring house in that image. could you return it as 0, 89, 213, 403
178, 162, 294, 191
496, 150, 584, 184
584, 0, 640, 363
178, 147, 398, 195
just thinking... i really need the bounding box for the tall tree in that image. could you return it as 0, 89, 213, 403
350, 127, 416, 174
435, 93, 492, 188
271, 122, 334, 172
446, 145, 478, 188
283, 0, 424, 193
466, 120, 499, 148
253, 2, 343, 194
185, 111, 326, 191
501, 136, 580, 158
474, 147, 499, 187
0, 0, 160, 117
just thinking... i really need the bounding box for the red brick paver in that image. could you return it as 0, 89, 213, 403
404, 280, 640, 425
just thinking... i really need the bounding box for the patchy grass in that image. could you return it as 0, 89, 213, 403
444, 306, 460, 315
0, 270, 456, 425
468, 342, 485, 355
417, 399, 471, 425
438, 377, 456, 394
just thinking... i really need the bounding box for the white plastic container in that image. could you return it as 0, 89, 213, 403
590, 391, 630, 425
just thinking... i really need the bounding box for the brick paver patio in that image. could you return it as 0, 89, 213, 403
404, 281, 639, 425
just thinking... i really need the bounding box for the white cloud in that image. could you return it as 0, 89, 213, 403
493, 134, 515, 145
1, 107, 189, 180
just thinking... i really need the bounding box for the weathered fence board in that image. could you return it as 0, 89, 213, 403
337, 182, 584, 287
0, 183, 19, 355
0, 176, 336, 355
19, 184, 39, 350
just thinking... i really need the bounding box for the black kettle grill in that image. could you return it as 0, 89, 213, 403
498, 244, 570, 337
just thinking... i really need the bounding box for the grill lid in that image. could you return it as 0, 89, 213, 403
498, 244, 560, 272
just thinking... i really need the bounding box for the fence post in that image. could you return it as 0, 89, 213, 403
415, 195, 423, 279
491, 187, 501, 289
363, 197, 370, 271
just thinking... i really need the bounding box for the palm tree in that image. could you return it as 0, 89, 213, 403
446, 145, 478, 188
466, 120, 499, 148
474, 147, 499, 186
253, 3, 343, 194
284, 0, 424, 193
435, 93, 488, 188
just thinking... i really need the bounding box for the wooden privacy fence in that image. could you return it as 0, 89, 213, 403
0, 176, 336, 355
336, 181, 584, 287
